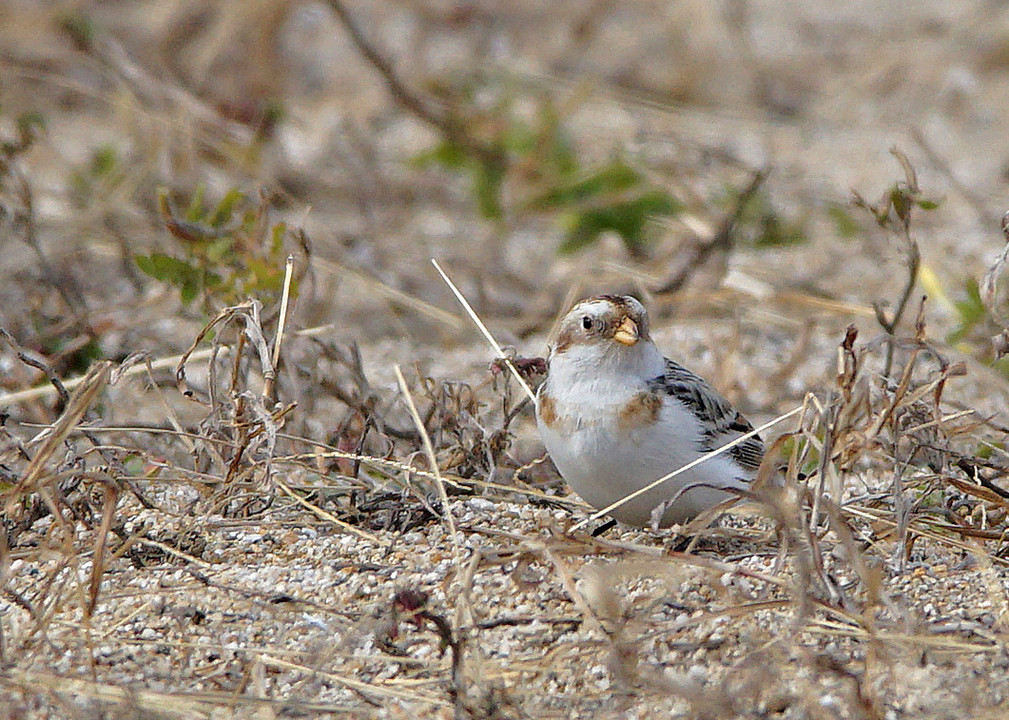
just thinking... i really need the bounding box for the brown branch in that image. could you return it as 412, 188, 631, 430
0, 328, 69, 410
872, 244, 920, 378
654, 167, 767, 295
325, 0, 497, 165
856, 149, 924, 379
326, 0, 443, 129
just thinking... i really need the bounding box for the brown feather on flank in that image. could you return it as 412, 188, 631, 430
538, 391, 560, 429
617, 391, 662, 431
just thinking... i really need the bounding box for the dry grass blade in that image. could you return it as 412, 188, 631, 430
534, 541, 607, 637
273, 445, 587, 507
128, 537, 213, 568
263, 254, 295, 403
431, 258, 537, 403
313, 257, 463, 328
0, 347, 228, 406
3, 671, 215, 718
174, 301, 269, 399
944, 475, 1009, 507
275, 479, 388, 546
843, 504, 1009, 566
86, 483, 118, 618
141, 357, 198, 456
256, 653, 450, 707
6, 361, 112, 507
394, 364, 459, 544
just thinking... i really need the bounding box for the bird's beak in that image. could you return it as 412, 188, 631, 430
612, 316, 639, 346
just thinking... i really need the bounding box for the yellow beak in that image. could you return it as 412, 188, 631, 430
612, 316, 639, 346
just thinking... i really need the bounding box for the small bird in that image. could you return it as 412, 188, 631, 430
536, 295, 764, 528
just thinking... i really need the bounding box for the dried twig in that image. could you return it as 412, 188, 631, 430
263, 254, 295, 403
0, 328, 69, 409
0, 347, 230, 406
654, 167, 767, 295
432, 259, 536, 403
394, 365, 459, 544
6, 361, 112, 509
325, 0, 498, 168
852, 148, 925, 378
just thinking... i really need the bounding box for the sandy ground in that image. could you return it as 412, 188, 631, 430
4, 1, 1009, 718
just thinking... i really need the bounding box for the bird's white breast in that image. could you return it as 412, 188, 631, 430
537, 348, 751, 526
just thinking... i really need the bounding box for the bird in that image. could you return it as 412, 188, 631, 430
535, 295, 764, 528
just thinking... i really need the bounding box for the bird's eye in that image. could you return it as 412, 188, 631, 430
581, 316, 593, 330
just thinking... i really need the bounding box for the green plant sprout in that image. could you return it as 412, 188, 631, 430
413, 90, 682, 258
135, 188, 296, 310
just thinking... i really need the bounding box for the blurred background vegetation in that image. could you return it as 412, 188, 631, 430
2, 0, 1008, 384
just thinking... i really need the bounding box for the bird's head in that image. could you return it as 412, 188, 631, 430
551, 295, 652, 359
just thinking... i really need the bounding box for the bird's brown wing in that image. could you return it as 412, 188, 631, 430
649, 358, 764, 473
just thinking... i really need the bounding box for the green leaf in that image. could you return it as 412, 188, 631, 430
975, 441, 1004, 460
558, 211, 606, 255
184, 185, 206, 222
270, 222, 287, 255
753, 214, 808, 247
208, 188, 245, 227
16, 111, 45, 138
889, 186, 912, 224
135, 253, 211, 305
558, 190, 680, 255
411, 139, 469, 170
777, 435, 822, 475
65, 336, 104, 375
828, 204, 860, 239
240, 207, 259, 233
528, 161, 642, 210
535, 101, 577, 176
58, 9, 96, 51
122, 454, 147, 475
135, 252, 196, 283
473, 157, 506, 219
995, 355, 1009, 379
90, 145, 118, 178
631, 189, 681, 217
245, 257, 282, 291
257, 98, 286, 139
955, 278, 985, 324
502, 121, 536, 156
206, 237, 234, 263
946, 278, 987, 345
179, 275, 200, 305
547, 133, 578, 177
